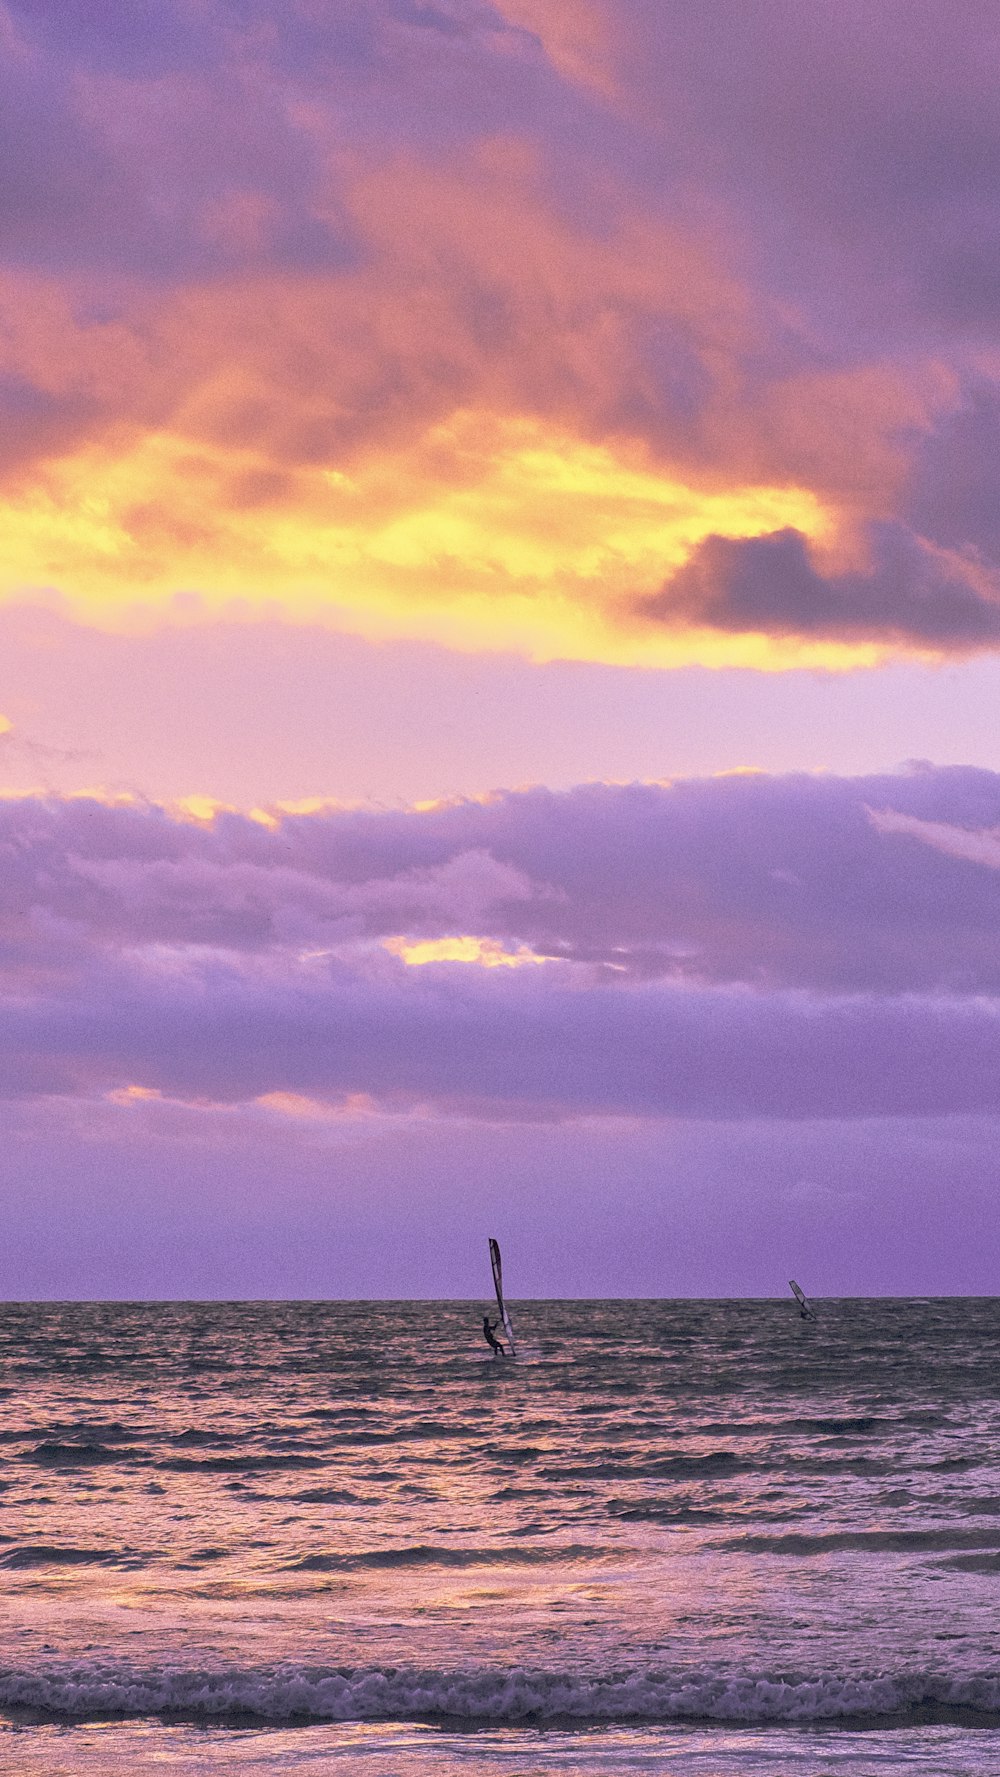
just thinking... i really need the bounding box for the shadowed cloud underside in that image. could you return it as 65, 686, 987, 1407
2, 765, 1000, 1122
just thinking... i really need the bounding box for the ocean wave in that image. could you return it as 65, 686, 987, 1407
171, 1429, 240, 1447
156, 1455, 324, 1473
2, 1662, 1000, 1726
786, 1416, 885, 1436
281, 1543, 605, 1572
26, 1442, 151, 1467
0, 1546, 155, 1569
711, 1528, 1000, 1555
607, 1499, 746, 1524
19, 1423, 147, 1445
537, 1453, 750, 1484
935, 1552, 1000, 1573
542, 1451, 749, 1483
289, 1487, 365, 1505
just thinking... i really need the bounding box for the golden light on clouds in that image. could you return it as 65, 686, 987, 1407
256, 1091, 380, 1120
105, 1085, 164, 1106
384, 935, 547, 968
0, 406, 873, 670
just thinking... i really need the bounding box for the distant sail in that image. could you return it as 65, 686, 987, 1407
789, 1279, 815, 1319
489, 1237, 517, 1355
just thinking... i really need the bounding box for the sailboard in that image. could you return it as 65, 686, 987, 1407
489, 1237, 517, 1355
789, 1279, 815, 1319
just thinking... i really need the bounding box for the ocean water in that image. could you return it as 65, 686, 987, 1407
0, 1300, 999, 1774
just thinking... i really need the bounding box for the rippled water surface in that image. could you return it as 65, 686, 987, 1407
0, 1298, 999, 1773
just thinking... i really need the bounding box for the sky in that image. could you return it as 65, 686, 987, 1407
3, 0, 1000, 1297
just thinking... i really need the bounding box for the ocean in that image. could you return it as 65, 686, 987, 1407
0, 1298, 998, 1774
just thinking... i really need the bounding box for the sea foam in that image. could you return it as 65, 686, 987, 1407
1, 1663, 1000, 1727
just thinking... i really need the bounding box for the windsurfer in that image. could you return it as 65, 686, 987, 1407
789, 1280, 816, 1321
483, 1315, 506, 1357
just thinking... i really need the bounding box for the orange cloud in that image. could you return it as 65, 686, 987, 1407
255, 1091, 379, 1121
0, 404, 839, 666
384, 935, 547, 968
0, 157, 963, 669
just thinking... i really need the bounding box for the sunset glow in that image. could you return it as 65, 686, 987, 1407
0, 410, 843, 667
1, 0, 1000, 1303
10, 13, 1000, 1774
384, 935, 547, 967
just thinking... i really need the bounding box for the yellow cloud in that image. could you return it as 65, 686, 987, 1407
0, 405, 868, 669
174, 794, 233, 823
384, 934, 546, 968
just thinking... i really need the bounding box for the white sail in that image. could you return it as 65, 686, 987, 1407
488, 1237, 517, 1354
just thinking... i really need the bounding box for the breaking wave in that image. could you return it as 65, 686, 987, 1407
3, 1663, 1000, 1727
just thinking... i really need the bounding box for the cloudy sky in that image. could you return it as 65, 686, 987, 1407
3, 0, 1000, 1297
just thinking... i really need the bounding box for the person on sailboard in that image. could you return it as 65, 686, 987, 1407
789, 1280, 816, 1322
482, 1315, 506, 1357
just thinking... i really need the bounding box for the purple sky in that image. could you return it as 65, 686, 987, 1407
2, 2, 1000, 1295
0, 768, 998, 1296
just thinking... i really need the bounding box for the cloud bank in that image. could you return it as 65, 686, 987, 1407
3, 765, 1000, 1120
2, 1, 1000, 662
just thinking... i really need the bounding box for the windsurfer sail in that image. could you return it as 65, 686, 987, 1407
789, 1279, 816, 1321
488, 1237, 517, 1356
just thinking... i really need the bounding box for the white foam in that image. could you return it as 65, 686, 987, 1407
1, 1664, 999, 1726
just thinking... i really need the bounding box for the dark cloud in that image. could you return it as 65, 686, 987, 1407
2, 769, 1000, 1118
0, 1, 358, 282
0, 941, 998, 1120
10, 0, 219, 78
5, 766, 1000, 992
905, 385, 1000, 567
635, 526, 1000, 649
618, 0, 1000, 331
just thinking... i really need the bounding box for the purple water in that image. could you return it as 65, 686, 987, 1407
0, 1299, 997, 1774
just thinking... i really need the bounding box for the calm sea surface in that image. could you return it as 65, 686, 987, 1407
0, 1299, 999, 1774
